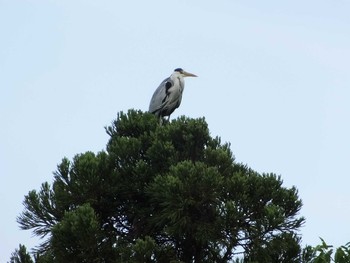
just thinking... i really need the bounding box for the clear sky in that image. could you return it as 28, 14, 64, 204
1, 0, 350, 260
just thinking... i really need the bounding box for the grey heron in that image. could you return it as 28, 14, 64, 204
149, 68, 197, 122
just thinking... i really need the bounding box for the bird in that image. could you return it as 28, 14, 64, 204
149, 68, 197, 123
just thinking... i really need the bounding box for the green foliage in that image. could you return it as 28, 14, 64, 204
301, 238, 350, 263
16, 182, 58, 251
51, 204, 101, 262
132, 236, 157, 263
313, 238, 333, 263
244, 232, 301, 263
8, 244, 33, 263
15, 109, 305, 262
334, 242, 350, 263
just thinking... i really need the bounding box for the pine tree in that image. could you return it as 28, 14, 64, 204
16, 110, 305, 262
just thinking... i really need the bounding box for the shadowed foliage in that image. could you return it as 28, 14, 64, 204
16, 110, 304, 262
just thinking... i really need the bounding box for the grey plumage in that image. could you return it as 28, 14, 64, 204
149, 68, 197, 121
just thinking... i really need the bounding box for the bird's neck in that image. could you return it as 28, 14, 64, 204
171, 74, 184, 90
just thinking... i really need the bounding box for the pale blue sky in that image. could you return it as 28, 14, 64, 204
1, 0, 350, 260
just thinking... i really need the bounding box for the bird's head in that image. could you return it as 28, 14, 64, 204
174, 68, 197, 77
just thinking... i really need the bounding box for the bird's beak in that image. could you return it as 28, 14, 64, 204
183, 71, 198, 77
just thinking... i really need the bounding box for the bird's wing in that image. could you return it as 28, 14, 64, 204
149, 77, 174, 114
